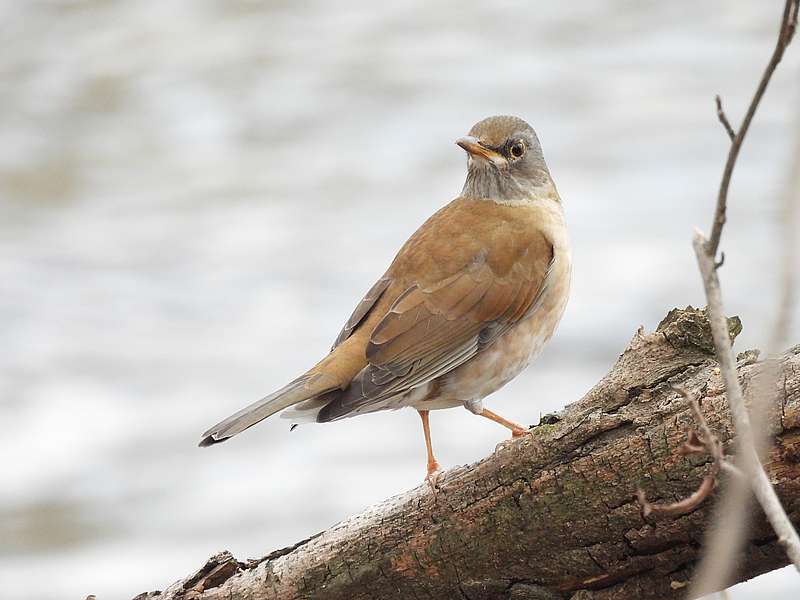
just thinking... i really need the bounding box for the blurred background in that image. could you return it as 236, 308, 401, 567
1, 1, 799, 599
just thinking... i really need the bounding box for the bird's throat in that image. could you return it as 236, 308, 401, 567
462, 165, 554, 205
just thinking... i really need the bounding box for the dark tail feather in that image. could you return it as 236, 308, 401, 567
198, 373, 332, 447
198, 433, 229, 447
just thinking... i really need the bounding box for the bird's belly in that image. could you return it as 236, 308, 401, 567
430, 254, 571, 407
444, 315, 552, 401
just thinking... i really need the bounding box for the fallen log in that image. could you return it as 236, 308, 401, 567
134, 307, 800, 600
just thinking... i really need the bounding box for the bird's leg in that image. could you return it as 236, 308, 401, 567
476, 408, 529, 438
463, 401, 535, 452
417, 409, 441, 488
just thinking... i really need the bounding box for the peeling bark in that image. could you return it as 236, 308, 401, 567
134, 307, 800, 600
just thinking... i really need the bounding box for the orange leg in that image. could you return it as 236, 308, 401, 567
417, 410, 440, 480
476, 408, 529, 438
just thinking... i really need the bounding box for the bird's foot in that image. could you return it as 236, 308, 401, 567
425, 461, 442, 493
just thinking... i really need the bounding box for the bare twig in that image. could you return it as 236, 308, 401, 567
637, 477, 716, 518
636, 387, 735, 518
685, 4, 800, 596
719, 459, 745, 481
681, 387, 724, 462
706, 0, 800, 257
691, 116, 800, 594
693, 232, 800, 570
715, 95, 736, 142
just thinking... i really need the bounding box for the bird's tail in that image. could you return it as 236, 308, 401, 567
198, 370, 339, 447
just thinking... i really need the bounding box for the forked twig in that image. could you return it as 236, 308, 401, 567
715, 96, 735, 142
693, 234, 800, 570
690, 2, 800, 587
629, 2, 800, 594
636, 387, 739, 518
706, 0, 800, 258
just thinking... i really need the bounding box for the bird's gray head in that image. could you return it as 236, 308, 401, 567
457, 115, 551, 203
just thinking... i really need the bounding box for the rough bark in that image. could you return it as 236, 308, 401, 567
135, 307, 800, 600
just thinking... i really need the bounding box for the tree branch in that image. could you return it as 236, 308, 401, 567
686, 2, 800, 595
706, 0, 799, 258
682, 3, 800, 595
635, 386, 741, 518
693, 233, 800, 571
133, 308, 800, 600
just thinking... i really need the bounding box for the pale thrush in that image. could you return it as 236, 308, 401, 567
200, 115, 572, 483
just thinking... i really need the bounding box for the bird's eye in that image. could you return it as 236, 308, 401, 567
509, 141, 525, 158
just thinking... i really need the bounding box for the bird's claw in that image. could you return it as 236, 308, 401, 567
425, 463, 442, 493
511, 427, 531, 438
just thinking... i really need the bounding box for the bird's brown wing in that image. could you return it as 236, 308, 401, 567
317, 229, 554, 421
331, 276, 392, 350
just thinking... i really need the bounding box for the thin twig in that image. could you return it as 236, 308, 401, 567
635, 387, 732, 518
719, 459, 745, 481
693, 232, 800, 570
715, 95, 736, 142
637, 477, 716, 518
681, 387, 724, 462
706, 0, 800, 257
688, 2, 800, 594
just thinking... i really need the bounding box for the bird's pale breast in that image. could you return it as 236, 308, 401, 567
411, 196, 571, 411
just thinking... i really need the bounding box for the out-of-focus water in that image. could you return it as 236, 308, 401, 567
1, 1, 798, 598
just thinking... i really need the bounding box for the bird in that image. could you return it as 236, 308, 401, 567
199, 115, 572, 484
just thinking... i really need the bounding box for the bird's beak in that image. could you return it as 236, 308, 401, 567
456, 136, 507, 169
